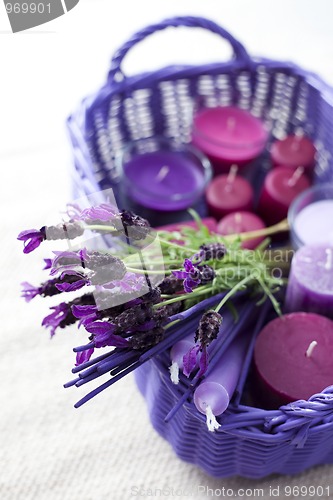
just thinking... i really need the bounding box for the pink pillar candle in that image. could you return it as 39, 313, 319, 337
192, 106, 268, 173
257, 166, 311, 226
254, 313, 333, 409
217, 211, 266, 250
270, 134, 316, 175
205, 166, 254, 219
193, 334, 249, 431
285, 244, 333, 319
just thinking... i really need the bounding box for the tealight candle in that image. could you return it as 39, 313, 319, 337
193, 334, 250, 431
257, 166, 311, 226
192, 106, 268, 173
285, 244, 333, 319
217, 211, 266, 250
205, 165, 254, 219
119, 137, 212, 226
253, 313, 333, 409
270, 134, 316, 175
288, 184, 333, 249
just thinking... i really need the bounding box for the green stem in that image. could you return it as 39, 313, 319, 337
214, 274, 254, 313
158, 238, 197, 254
221, 218, 289, 244
154, 285, 213, 308
126, 266, 172, 275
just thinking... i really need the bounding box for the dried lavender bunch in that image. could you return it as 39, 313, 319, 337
18, 202, 286, 407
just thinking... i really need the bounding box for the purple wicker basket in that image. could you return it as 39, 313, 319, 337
67, 16, 333, 478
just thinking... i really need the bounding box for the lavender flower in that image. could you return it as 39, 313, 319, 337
75, 348, 95, 366
43, 259, 53, 270
115, 210, 151, 241
21, 273, 86, 302
182, 310, 222, 378
172, 259, 201, 293
18, 222, 84, 254
68, 202, 118, 223
17, 228, 46, 253
198, 242, 227, 262
42, 302, 74, 337
55, 271, 90, 292
41, 294, 95, 337
85, 321, 129, 348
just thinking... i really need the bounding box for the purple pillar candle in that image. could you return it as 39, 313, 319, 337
193, 334, 249, 431
120, 138, 212, 212
285, 244, 333, 319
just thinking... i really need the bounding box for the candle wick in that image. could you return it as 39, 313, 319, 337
325, 248, 333, 271
305, 340, 318, 358
169, 361, 179, 385
156, 165, 170, 182
235, 212, 242, 224
205, 405, 221, 432
287, 166, 304, 187
225, 164, 238, 192
227, 116, 236, 132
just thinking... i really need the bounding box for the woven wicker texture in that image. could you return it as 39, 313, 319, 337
68, 16, 333, 206
66, 16, 333, 478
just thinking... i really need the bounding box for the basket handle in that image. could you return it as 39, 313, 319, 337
108, 16, 251, 82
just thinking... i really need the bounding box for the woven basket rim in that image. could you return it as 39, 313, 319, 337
151, 349, 333, 442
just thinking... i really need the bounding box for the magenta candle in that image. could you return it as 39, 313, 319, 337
254, 313, 333, 409
156, 217, 217, 234
193, 334, 249, 431
257, 166, 311, 226
217, 211, 266, 250
205, 166, 254, 219
285, 244, 333, 319
192, 106, 268, 173
270, 134, 316, 175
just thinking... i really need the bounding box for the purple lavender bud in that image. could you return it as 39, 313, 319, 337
158, 276, 184, 295
75, 203, 118, 223
195, 310, 223, 348
199, 265, 216, 285
114, 210, 151, 241
89, 257, 126, 285
129, 327, 164, 350
45, 221, 84, 241
199, 242, 227, 262
113, 304, 152, 331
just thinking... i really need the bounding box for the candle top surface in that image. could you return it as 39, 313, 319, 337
291, 244, 333, 295
293, 200, 333, 246
264, 166, 311, 205
254, 312, 333, 402
217, 211, 265, 250
193, 106, 268, 146
124, 151, 206, 211
206, 174, 254, 209
271, 134, 316, 168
